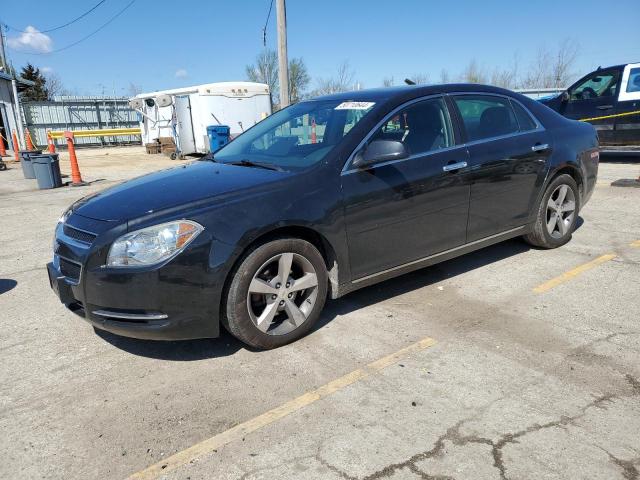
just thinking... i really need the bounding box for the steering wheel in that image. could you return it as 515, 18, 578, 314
581, 87, 598, 99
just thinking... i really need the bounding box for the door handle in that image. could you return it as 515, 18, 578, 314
442, 161, 467, 172
531, 143, 549, 152
596, 105, 613, 110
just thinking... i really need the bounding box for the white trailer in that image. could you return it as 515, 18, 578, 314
130, 82, 271, 157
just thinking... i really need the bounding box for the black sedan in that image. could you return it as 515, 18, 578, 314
48, 84, 599, 349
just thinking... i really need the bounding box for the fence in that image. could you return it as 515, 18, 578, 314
22, 95, 141, 148
514, 88, 565, 100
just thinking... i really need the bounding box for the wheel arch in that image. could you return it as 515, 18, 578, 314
547, 162, 585, 204
222, 225, 342, 309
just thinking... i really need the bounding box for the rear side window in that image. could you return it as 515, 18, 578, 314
511, 100, 538, 131
453, 95, 518, 142
627, 67, 640, 93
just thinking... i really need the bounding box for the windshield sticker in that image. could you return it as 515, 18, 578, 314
334, 101, 375, 110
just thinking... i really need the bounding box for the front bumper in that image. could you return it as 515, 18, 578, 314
48, 214, 222, 341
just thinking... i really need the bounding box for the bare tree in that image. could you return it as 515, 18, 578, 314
408, 73, 430, 85
439, 69, 451, 84
551, 38, 579, 88
288, 57, 310, 103
127, 82, 143, 97
521, 39, 579, 88
489, 53, 519, 89
44, 72, 64, 98
382, 76, 395, 87
461, 59, 487, 83
246, 49, 279, 108
311, 61, 356, 97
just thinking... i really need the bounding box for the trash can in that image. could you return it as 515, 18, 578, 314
207, 125, 231, 153
31, 154, 63, 189
19, 149, 42, 179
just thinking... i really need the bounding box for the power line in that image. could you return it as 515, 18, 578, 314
1, 0, 108, 34
8, 0, 136, 56
262, 0, 274, 46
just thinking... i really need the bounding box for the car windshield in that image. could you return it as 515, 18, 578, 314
213, 99, 376, 170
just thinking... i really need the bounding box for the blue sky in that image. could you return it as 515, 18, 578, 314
3, 0, 639, 96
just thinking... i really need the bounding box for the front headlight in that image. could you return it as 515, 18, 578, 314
106, 220, 204, 267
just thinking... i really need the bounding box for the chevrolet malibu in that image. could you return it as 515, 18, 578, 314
48, 84, 599, 349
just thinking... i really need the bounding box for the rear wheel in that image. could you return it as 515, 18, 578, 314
223, 238, 328, 349
524, 174, 579, 248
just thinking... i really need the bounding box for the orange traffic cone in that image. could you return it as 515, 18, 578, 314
64, 131, 87, 186
25, 128, 34, 150
0, 134, 7, 157
47, 132, 56, 153
12, 131, 20, 162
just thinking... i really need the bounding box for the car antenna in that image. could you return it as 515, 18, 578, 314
404, 78, 416, 85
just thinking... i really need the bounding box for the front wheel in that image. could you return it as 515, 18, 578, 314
524, 173, 579, 248
223, 238, 328, 349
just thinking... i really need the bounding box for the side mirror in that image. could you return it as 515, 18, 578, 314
352, 140, 408, 169
561, 91, 570, 102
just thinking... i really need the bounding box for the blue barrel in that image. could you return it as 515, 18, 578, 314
31, 154, 63, 189
19, 150, 42, 179
207, 125, 231, 153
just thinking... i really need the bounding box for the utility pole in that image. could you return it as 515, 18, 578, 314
0, 24, 7, 70
276, 0, 289, 108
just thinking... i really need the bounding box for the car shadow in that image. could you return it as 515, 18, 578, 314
0, 279, 17, 295
316, 237, 532, 327
95, 328, 245, 361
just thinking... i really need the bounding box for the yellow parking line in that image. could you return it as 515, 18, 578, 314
127, 336, 437, 480
533, 254, 617, 293
631, 240, 640, 248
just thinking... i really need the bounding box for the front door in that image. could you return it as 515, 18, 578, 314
615, 64, 640, 146
341, 96, 470, 280
451, 94, 551, 242
560, 68, 622, 145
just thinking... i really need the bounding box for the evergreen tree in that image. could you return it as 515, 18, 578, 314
19, 63, 49, 101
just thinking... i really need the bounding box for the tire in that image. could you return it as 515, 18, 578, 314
223, 238, 328, 349
524, 174, 580, 249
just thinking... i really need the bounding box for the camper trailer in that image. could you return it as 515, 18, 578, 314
129, 82, 271, 158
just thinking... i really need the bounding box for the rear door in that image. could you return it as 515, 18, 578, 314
560, 68, 623, 145
174, 95, 197, 155
451, 94, 551, 242
341, 96, 470, 279
615, 64, 640, 146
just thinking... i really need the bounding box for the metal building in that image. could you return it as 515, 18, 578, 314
0, 71, 33, 152
22, 96, 140, 147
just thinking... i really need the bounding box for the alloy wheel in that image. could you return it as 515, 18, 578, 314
247, 252, 319, 335
546, 184, 576, 238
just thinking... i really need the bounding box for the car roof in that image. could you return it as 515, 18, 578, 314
308, 83, 519, 103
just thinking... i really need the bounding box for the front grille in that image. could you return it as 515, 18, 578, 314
63, 224, 97, 244
59, 258, 81, 282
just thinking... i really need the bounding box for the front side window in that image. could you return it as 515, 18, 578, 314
453, 95, 519, 142
368, 97, 453, 156
570, 70, 621, 100
213, 100, 376, 170
626, 67, 640, 93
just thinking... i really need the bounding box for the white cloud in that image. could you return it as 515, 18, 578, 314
175, 69, 188, 78
7, 26, 53, 53
41, 66, 53, 73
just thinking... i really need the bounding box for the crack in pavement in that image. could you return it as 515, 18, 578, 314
353, 389, 633, 480
601, 448, 640, 480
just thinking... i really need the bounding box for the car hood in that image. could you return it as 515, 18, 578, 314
72, 160, 289, 222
